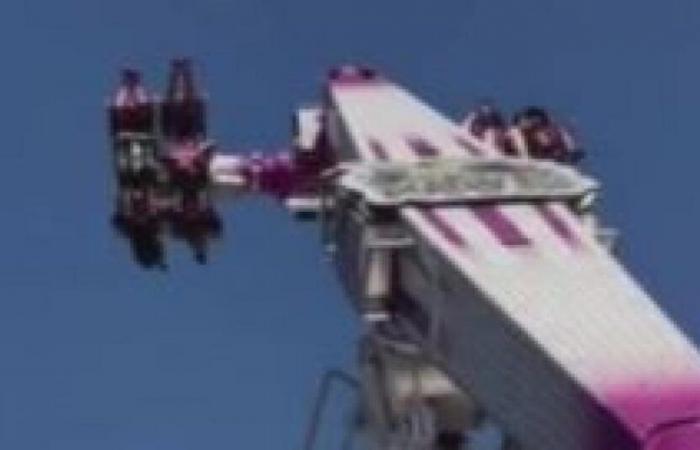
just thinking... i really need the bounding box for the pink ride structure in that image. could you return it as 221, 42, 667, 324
107, 60, 700, 450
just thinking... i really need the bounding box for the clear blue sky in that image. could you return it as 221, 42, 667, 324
0, 1, 699, 449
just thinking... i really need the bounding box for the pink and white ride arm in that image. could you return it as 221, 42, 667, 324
324, 73, 700, 450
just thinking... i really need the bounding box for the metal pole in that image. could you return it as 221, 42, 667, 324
301, 369, 359, 450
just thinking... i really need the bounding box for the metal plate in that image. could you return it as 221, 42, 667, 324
338, 158, 598, 206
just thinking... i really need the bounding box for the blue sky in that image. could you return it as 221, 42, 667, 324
0, 1, 699, 449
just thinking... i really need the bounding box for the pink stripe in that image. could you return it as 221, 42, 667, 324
472, 204, 531, 246
537, 204, 579, 246
406, 137, 439, 158
454, 135, 482, 156
328, 68, 384, 89
367, 139, 389, 161
605, 382, 700, 442
421, 208, 465, 247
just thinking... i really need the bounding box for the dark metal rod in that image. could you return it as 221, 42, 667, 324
301, 369, 359, 450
